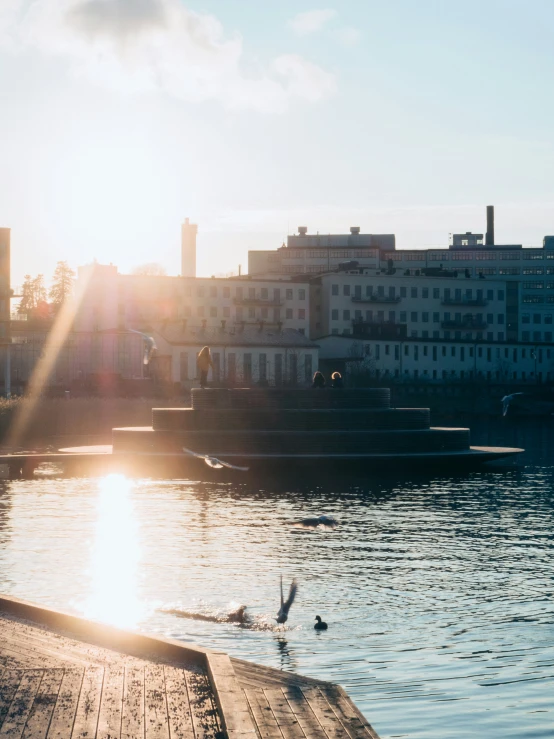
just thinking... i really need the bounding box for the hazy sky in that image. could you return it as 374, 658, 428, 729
2, 0, 554, 285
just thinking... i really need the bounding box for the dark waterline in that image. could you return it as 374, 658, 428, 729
0, 417, 552, 739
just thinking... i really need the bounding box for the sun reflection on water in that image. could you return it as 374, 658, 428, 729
84, 474, 143, 629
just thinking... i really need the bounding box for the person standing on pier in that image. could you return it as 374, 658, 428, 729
197, 346, 214, 388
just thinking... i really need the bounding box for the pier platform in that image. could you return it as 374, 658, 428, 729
0, 595, 379, 739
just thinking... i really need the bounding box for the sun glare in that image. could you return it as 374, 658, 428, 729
84, 474, 143, 629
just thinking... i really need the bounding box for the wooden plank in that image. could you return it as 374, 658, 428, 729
263, 690, 306, 739
282, 687, 327, 739
0, 671, 23, 729
47, 669, 84, 739
145, 665, 169, 739
183, 668, 220, 739
22, 670, 64, 739
121, 667, 144, 739
96, 667, 124, 739
320, 687, 379, 739
244, 689, 283, 739
300, 689, 347, 739
71, 666, 104, 739
0, 671, 43, 739
164, 666, 195, 739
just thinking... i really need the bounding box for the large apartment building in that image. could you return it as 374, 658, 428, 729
75, 264, 311, 336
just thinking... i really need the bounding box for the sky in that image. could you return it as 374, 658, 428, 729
3, 0, 554, 286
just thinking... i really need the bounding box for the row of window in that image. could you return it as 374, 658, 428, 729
387, 251, 553, 262
364, 343, 552, 362
180, 286, 306, 300
522, 296, 554, 303
331, 284, 505, 301
361, 368, 553, 381
178, 351, 313, 384
521, 313, 554, 324
333, 328, 504, 341
331, 309, 504, 324
179, 305, 307, 320
285, 249, 377, 259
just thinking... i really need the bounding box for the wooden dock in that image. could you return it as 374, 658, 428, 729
0, 595, 380, 739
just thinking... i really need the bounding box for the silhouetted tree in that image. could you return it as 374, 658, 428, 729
18, 275, 35, 314
49, 261, 75, 312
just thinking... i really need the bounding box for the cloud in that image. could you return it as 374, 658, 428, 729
289, 9, 337, 36
335, 26, 361, 47
9, 0, 336, 112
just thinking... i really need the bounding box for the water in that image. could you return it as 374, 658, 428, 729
0, 419, 553, 738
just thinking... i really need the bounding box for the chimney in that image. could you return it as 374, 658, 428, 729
486, 205, 494, 246
181, 218, 198, 277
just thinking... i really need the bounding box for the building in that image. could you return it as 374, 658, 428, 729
311, 270, 510, 343
75, 264, 311, 336
248, 227, 393, 277
152, 323, 318, 387
317, 334, 554, 384
181, 218, 198, 277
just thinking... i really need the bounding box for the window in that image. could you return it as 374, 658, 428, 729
533, 313, 542, 324
212, 353, 221, 381
523, 296, 544, 303
411, 287, 418, 298
497, 314, 504, 324
261, 307, 268, 318
400, 311, 407, 322
433, 346, 437, 361
197, 305, 204, 317
522, 314, 530, 324
299, 288, 306, 300
261, 287, 268, 299
451, 346, 456, 357
286, 308, 293, 319
248, 307, 255, 318
286, 289, 293, 300
400, 287, 407, 298
385, 344, 390, 355
331, 309, 339, 320
343, 285, 351, 296
523, 268, 544, 275
433, 312, 440, 323
487, 290, 494, 300
498, 290, 505, 300
223, 306, 230, 317
522, 331, 530, 341
375, 345, 380, 360
259, 353, 267, 382
210, 286, 217, 297
179, 352, 189, 381
499, 267, 520, 275
243, 353, 252, 382
422, 312, 429, 323
523, 281, 544, 289
411, 312, 418, 322
433, 288, 440, 299
545, 315, 553, 325
343, 310, 351, 320
228, 353, 236, 382
499, 252, 520, 260
533, 331, 541, 342
210, 306, 217, 317
298, 308, 306, 319
332, 284, 339, 296
197, 286, 205, 297
422, 288, 429, 299
498, 332, 505, 341
223, 286, 230, 298
423, 346, 428, 356
304, 355, 312, 383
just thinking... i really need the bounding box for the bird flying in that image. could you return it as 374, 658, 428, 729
501, 393, 524, 417
128, 329, 157, 365
182, 447, 249, 472
276, 576, 298, 625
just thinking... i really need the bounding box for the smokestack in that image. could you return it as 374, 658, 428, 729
486, 205, 494, 246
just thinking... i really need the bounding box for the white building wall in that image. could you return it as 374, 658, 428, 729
318, 336, 554, 383
315, 272, 508, 342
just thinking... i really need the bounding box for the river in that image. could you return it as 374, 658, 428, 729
0, 417, 552, 738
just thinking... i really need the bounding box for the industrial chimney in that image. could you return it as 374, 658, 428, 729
486, 206, 494, 246
181, 218, 198, 277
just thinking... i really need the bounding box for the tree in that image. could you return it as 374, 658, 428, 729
18, 275, 35, 314
49, 261, 75, 311
132, 263, 167, 276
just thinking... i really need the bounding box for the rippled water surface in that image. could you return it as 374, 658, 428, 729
0, 418, 553, 739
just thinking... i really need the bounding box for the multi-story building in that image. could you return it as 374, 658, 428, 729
318, 334, 554, 384
311, 271, 510, 343
75, 264, 311, 336
248, 227, 392, 277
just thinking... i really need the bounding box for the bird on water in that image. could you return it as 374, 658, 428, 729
182, 446, 249, 471
276, 576, 298, 625
314, 615, 328, 630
